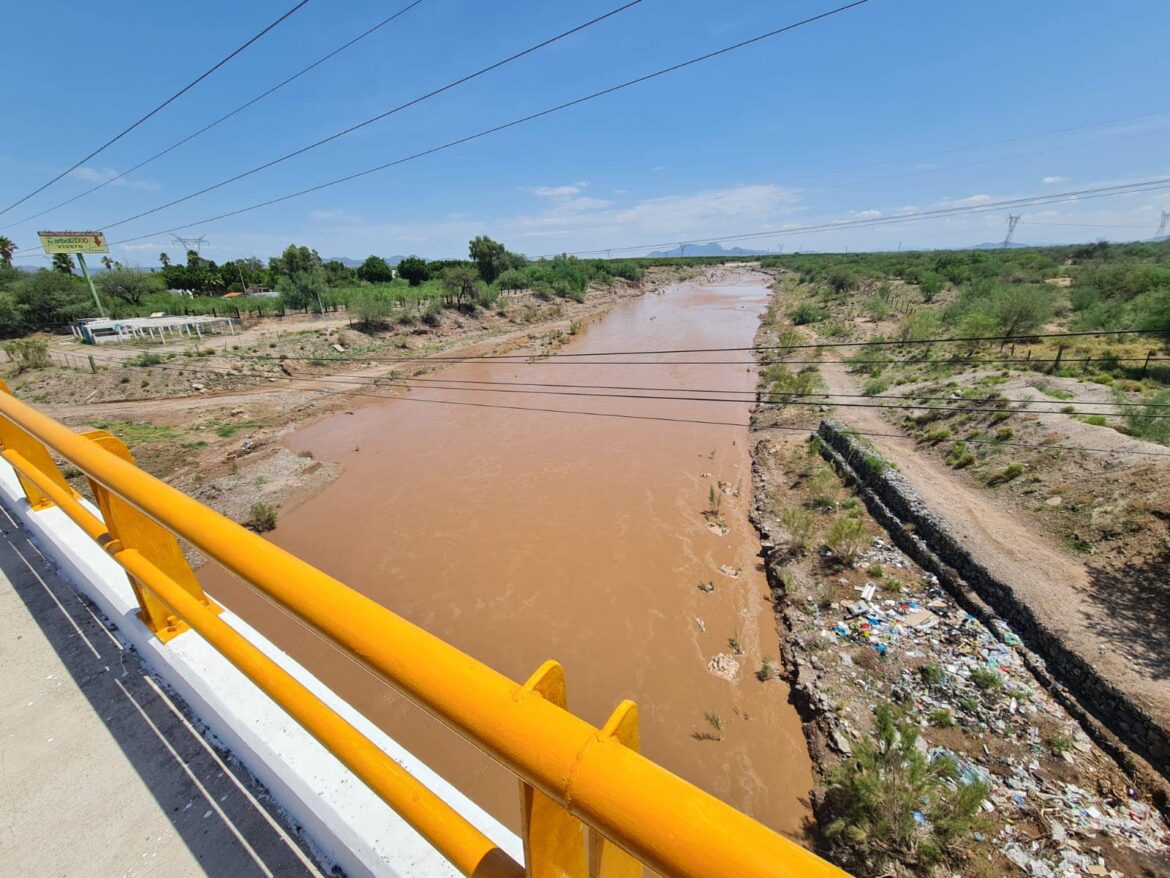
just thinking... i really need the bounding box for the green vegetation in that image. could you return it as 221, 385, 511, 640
970, 668, 1002, 691
248, 502, 278, 533
781, 507, 818, 553
825, 515, 866, 563
823, 704, 989, 871
88, 420, 177, 444
3, 337, 50, 370
1115, 387, 1170, 445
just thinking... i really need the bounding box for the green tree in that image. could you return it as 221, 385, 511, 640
396, 255, 428, 287
356, 255, 394, 283
159, 252, 171, 268
278, 269, 327, 314
468, 236, 525, 284
322, 260, 356, 286
0, 292, 26, 337
986, 284, 1052, 337
0, 236, 15, 268
95, 268, 164, 305
442, 265, 483, 307
12, 270, 91, 328
100, 255, 114, 272
268, 244, 322, 279
52, 253, 75, 275
469, 235, 505, 282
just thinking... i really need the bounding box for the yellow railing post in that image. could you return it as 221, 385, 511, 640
518, 661, 587, 878
588, 702, 641, 878
79, 429, 219, 641
0, 380, 75, 510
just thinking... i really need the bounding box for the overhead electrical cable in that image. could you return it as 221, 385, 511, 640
94, 0, 649, 233
73, 350, 1170, 443
0, 0, 428, 231
221, 326, 1169, 361
556, 176, 1170, 257
0, 0, 311, 218
97, 0, 874, 246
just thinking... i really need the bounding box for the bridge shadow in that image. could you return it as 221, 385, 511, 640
0, 507, 324, 878
1082, 545, 1170, 683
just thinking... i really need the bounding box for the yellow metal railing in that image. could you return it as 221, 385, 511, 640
0, 381, 847, 878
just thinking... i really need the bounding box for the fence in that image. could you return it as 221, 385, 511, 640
0, 381, 845, 878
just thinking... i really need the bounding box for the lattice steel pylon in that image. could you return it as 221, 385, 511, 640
171, 234, 207, 256
1156, 210, 1170, 241
1003, 214, 1022, 249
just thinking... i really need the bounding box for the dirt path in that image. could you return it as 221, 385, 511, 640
817, 357, 1170, 725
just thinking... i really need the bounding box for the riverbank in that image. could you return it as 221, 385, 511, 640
195, 265, 817, 838
32, 267, 687, 538
748, 282, 1170, 876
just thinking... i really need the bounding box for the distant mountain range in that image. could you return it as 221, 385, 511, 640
644, 242, 771, 258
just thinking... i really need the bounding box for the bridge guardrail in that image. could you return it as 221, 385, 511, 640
0, 380, 846, 878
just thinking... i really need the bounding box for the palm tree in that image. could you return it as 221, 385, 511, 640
0, 236, 14, 268
100, 255, 114, 272
52, 253, 75, 275
159, 252, 171, 268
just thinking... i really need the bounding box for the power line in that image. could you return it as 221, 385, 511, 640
222, 325, 1169, 362
0, 0, 427, 231
72, 349, 1170, 430
68, 351, 1170, 461
558, 177, 1170, 257
300, 374, 1170, 410
0, 1, 311, 219
99, 0, 873, 247
95, 0, 649, 234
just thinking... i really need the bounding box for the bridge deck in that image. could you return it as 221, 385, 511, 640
0, 507, 325, 877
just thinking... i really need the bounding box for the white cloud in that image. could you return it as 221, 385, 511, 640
116, 242, 165, 252
850, 209, 882, 219
1043, 175, 1070, 185
308, 208, 363, 223
523, 183, 590, 198
71, 166, 158, 191
935, 193, 995, 208
650, 166, 665, 172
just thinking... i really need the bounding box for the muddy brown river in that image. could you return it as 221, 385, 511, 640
200, 267, 815, 839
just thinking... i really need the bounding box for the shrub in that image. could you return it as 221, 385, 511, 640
789, 302, 827, 325
823, 704, 989, 871
919, 272, 944, 302
129, 352, 165, 367
3, 337, 50, 370
825, 515, 866, 563
986, 462, 1024, 485
782, 508, 818, 553
1114, 388, 1170, 445
862, 377, 890, 396
970, 668, 1002, 691
248, 502, 278, 533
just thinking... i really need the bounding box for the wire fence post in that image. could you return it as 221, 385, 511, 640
1143, 351, 1153, 377
1051, 344, 1064, 373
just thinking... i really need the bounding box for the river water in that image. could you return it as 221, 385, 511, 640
200, 267, 814, 838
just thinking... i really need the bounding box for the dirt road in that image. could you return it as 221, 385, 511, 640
817, 357, 1170, 726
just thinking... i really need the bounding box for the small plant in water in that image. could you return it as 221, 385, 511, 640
728, 631, 743, 656
704, 710, 724, 732
248, 502, 278, 533
757, 656, 779, 681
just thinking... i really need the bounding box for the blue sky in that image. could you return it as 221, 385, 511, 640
3, 0, 1168, 266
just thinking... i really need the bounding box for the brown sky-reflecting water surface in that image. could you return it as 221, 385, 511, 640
200, 269, 815, 839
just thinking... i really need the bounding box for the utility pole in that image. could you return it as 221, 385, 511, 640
1003, 214, 1022, 249
678, 243, 687, 258
1156, 210, 1170, 241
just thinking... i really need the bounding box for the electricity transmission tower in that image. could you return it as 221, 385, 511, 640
171, 234, 207, 256
1156, 210, 1170, 241
1003, 215, 1021, 249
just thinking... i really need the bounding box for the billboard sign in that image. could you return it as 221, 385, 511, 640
37, 230, 109, 254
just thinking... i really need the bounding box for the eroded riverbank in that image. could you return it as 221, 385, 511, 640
199, 266, 815, 838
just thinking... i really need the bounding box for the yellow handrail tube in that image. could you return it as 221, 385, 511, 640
2, 439, 522, 878
0, 390, 848, 878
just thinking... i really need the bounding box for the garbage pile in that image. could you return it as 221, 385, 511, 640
815, 537, 1168, 872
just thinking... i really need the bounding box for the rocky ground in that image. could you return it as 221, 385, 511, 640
749, 278, 1170, 875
